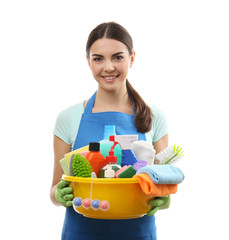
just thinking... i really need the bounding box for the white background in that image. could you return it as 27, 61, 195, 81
1, 0, 229, 239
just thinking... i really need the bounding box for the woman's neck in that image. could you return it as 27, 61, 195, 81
88, 86, 134, 115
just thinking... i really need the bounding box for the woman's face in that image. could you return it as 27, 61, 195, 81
87, 38, 135, 92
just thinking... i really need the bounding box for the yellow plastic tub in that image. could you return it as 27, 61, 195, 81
63, 175, 154, 219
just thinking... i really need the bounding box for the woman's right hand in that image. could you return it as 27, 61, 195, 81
55, 179, 74, 207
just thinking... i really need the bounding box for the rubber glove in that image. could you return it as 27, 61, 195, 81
147, 195, 171, 216
55, 179, 73, 207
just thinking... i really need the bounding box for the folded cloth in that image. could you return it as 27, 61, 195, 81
136, 164, 184, 184
134, 173, 177, 196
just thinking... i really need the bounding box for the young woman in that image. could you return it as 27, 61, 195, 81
50, 22, 169, 240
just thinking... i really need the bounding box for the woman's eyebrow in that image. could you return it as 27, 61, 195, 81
92, 52, 125, 57
112, 52, 124, 56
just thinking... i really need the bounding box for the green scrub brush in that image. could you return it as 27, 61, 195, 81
69, 153, 93, 177
155, 145, 184, 165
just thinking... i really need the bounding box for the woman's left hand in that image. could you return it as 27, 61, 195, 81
147, 195, 171, 216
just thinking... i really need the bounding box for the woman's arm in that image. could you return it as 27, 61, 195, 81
50, 135, 71, 206
153, 134, 168, 164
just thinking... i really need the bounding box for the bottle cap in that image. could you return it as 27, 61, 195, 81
106, 153, 117, 164
89, 142, 100, 151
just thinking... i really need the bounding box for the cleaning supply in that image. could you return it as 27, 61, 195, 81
133, 173, 177, 196
136, 165, 185, 184
112, 135, 139, 166
86, 142, 107, 176
101, 136, 122, 178
155, 144, 184, 164
131, 140, 156, 165
133, 160, 148, 171
98, 164, 121, 178
100, 125, 122, 165
80, 151, 89, 157
104, 165, 115, 178
73, 172, 110, 212
60, 157, 70, 175
114, 165, 129, 178
69, 153, 93, 177
116, 165, 136, 178
65, 145, 89, 164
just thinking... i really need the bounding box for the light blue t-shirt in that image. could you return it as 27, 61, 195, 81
53, 102, 168, 149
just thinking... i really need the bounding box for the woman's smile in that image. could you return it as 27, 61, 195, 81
102, 74, 120, 83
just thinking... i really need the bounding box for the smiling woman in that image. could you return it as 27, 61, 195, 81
50, 22, 169, 240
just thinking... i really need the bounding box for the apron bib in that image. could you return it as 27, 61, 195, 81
62, 92, 157, 240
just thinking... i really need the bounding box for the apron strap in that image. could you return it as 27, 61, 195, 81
84, 91, 97, 114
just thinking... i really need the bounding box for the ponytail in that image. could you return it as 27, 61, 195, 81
126, 80, 153, 133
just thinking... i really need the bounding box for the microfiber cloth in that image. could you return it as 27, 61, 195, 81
134, 173, 178, 196
136, 165, 184, 184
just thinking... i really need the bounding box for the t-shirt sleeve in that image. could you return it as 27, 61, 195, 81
53, 102, 84, 146
149, 105, 168, 143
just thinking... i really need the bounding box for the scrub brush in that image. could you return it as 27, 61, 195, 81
155, 145, 184, 165
69, 153, 93, 177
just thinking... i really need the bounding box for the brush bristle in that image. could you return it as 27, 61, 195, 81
71, 153, 93, 177
156, 145, 184, 165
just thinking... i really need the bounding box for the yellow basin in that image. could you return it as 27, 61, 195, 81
63, 175, 154, 220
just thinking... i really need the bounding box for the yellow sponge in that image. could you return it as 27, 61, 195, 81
60, 157, 70, 175
64, 145, 89, 164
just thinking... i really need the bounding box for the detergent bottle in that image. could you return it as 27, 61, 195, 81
113, 135, 139, 167
99, 125, 122, 165
85, 142, 107, 176
103, 136, 120, 178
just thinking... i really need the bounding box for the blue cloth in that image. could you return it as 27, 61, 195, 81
62, 91, 157, 240
137, 165, 184, 184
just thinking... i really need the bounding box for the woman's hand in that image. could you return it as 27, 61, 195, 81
147, 195, 171, 216
55, 179, 73, 207
50, 135, 71, 205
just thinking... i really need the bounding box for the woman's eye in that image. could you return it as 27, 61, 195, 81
93, 57, 103, 62
114, 56, 123, 61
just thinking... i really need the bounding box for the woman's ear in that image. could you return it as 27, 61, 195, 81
129, 51, 136, 68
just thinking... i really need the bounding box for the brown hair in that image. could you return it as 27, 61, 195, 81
86, 22, 152, 133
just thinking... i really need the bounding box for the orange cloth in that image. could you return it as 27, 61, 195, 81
134, 173, 178, 197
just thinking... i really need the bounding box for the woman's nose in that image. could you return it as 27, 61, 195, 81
104, 60, 115, 72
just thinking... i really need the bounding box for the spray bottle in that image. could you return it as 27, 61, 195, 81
112, 135, 139, 167
102, 136, 121, 178
99, 125, 122, 165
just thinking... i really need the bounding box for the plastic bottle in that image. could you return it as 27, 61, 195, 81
112, 135, 139, 167
99, 125, 122, 165
104, 165, 115, 178
85, 142, 107, 176
103, 136, 122, 178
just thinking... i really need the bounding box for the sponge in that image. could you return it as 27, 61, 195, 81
60, 157, 70, 175
117, 166, 136, 178
64, 145, 89, 164
69, 153, 93, 177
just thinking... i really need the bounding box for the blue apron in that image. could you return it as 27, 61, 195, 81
62, 92, 157, 240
